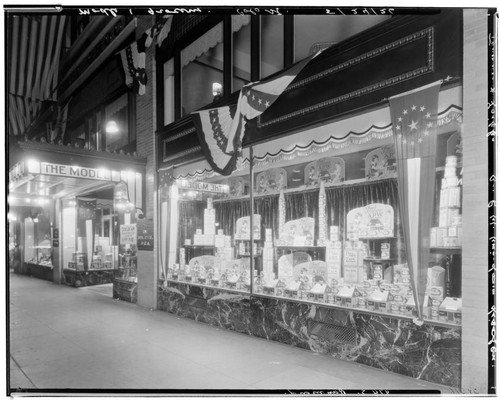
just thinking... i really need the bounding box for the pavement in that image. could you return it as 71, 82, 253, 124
7, 271, 457, 395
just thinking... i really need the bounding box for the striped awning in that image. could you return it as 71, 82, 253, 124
7, 14, 67, 136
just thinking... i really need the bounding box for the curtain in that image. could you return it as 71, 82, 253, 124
180, 179, 402, 259
177, 200, 206, 247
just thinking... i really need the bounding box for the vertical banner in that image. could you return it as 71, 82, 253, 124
389, 81, 441, 321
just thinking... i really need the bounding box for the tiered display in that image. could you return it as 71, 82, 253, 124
431, 156, 462, 247
169, 198, 252, 291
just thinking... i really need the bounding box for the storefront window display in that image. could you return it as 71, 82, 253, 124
23, 213, 52, 267
162, 166, 254, 293
161, 109, 462, 327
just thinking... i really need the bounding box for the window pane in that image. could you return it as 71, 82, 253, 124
181, 22, 223, 116
164, 59, 174, 126
233, 16, 251, 92
294, 15, 390, 62
261, 15, 284, 79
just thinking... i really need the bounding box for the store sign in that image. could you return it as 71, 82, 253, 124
346, 203, 394, 239
51, 228, 59, 247
39, 162, 119, 181
137, 219, 154, 251
177, 179, 229, 194
120, 224, 137, 245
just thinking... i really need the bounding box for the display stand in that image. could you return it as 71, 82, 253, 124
113, 253, 138, 302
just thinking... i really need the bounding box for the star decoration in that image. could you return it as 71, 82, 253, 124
411, 105, 417, 111
398, 117, 402, 122
403, 109, 408, 115
427, 122, 433, 128
423, 130, 429, 136
396, 125, 401, 130
252, 94, 255, 101
408, 120, 418, 130
418, 138, 423, 143
258, 98, 262, 105
425, 112, 431, 118
411, 141, 415, 146
398, 134, 402, 138
420, 106, 426, 112
403, 139, 407, 144
265, 101, 270, 107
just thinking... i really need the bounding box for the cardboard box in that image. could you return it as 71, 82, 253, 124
368, 290, 389, 311
330, 226, 339, 242
344, 266, 363, 283
430, 228, 437, 247
443, 236, 460, 247
343, 249, 360, 267
448, 186, 461, 207
437, 228, 447, 246
439, 188, 450, 208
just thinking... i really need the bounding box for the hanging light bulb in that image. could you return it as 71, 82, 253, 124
105, 120, 119, 134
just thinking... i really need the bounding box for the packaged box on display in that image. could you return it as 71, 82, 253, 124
343, 249, 360, 267
443, 236, 460, 247
214, 235, 225, 248
330, 226, 339, 241
448, 186, 461, 207
438, 297, 462, 324
344, 265, 363, 283
439, 188, 450, 207
436, 227, 448, 246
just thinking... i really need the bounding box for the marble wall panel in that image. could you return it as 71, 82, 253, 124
158, 283, 460, 388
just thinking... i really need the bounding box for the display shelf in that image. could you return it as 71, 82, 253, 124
165, 279, 251, 295
166, 278, 460, 329
430, 247, 462, 254
252, 292, 461, 329
276, 246, 324, 251
358, 237, 395, 240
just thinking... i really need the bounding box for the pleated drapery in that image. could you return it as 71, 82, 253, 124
176, 179, 402, 252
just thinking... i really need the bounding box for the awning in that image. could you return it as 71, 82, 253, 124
7, 14, 67, 136
8, 140, 147, 209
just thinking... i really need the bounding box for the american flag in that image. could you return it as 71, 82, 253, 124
389, 81, 442, 321
119, 16, 172, 96
192, 52, 321, 175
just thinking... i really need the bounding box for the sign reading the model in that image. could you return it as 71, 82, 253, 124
177, 179, 229, 194
41, 162, 112, 181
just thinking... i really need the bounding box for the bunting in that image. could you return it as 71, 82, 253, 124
389, 81, 442, 322
192, 52, 320, 176
119, 16, 172, 95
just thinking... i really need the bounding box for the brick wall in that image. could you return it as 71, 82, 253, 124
135, 16, 158, 309
461, 9, 489, 394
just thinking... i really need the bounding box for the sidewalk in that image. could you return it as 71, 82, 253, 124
8, 272, 456, 394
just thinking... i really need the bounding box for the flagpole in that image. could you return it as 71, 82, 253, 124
249, 145, 254, 294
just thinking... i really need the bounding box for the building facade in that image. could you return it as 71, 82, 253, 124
7, 7, 494, 393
